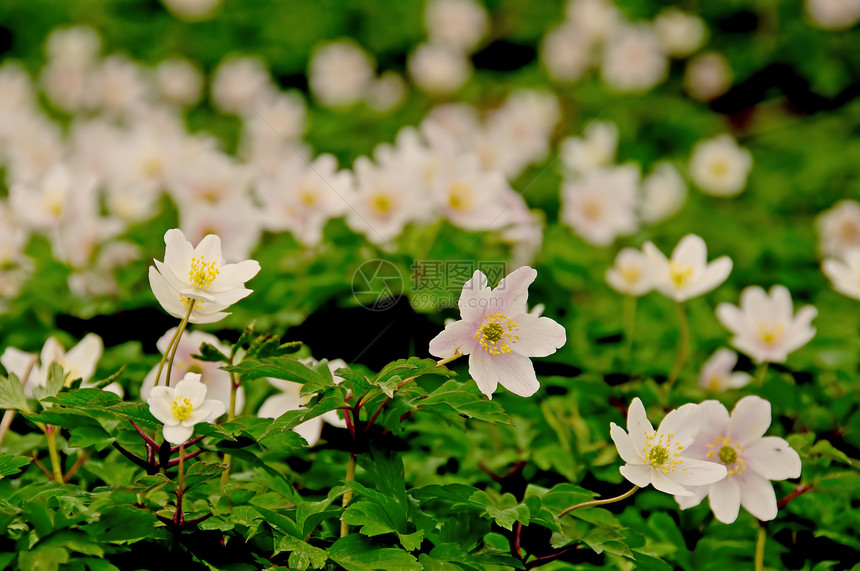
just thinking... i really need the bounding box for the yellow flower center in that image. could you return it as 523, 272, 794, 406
620, 265, 642, 285
669, 262, 694, 289
706, 435, 746, 478
756, 322, 785, 345
475, 312, 519, 356
582, 198, 603, 221
298, 184, 318, 206
643, 430, 685, 473
448, 182, 473, 212
171, 396, 194, 422
142, 156, 163, 179
188, 256, 219, 289
371, 192, 393, 215
709, 159, 728, 178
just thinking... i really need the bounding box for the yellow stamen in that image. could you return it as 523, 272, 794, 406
171, 396, 194, 421
474, 312, 519, 356
669, 262, 694, 289
188, 256, 219, 289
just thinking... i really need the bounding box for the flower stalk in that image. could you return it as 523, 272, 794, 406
558, 485, 639, 518
340, 451, 356, 538
755, 523, 766, 571
667, 301, 689, 390
754, 361, 769, 385
44, 425, 64, 483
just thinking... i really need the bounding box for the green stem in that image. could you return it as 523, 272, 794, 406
45, 425, 64, 483
755, 523, 766, 571
622, 296, 637, 366
666, 302, 689, 391
754, 362, 769, 385
435, 353, 462, 368
164, 301, 195, 388
221, 370, 239, 486
558, 485, 638, 518
340, 451, 356, 538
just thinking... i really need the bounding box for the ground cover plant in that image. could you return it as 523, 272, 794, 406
0, 0, 859, 569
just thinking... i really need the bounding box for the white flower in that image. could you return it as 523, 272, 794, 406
148, 372, 226, 444
640, 161, 687, 224
148, 228, 261, 324
258, 359, 348, 446
643, 234, 732, 302
9, 164, 95, 230
716, 285, 817, 364
822, 248, 860, 300
155, 58, 203, 106
560, 166, 640, 247
684, 52, 733, 102
699, 349, 751, 392
366, 72, 407, 112
818, 200, 860, 258
431, 155, 514, 231
425, 0, 489, 52
140, 328, 242, 414
91, 55, 147, 115
428, 267, 566, 398
162, 0, 222, 21
408, 43, 472, 96
610, 398, 728, 496
654, 8, 707, 58
46, 26, 101, 66
560, 121, 618, 176
689, 134, 753, 197
606, 248, 652, 296
805, 0, 860, 30
211, 57, 273, 115
675, 396, 801, 523
309, 40, 374, 108
601, 24, 668, 93
565, 0, 619, 43
540, 23, 592, 83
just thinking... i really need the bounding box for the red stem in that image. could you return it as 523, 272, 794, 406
777, 483, 814, 508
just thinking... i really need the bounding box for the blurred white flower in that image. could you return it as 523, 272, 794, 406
161, 0, 222, 21
606, 247, 652, 296
822, 248, 860, 300
540, 23, 592, 82
141, 328, 241, 414
431, 155, 513, 231
148, 228, 261, 324
179, 196, 264, 262
817, 200, 860, 257
699, 349, 751, 392
560, 165, 640, 246
676, 396, 801, 523
601, 24, 668, 93
148, 372, 226, 445
169, 147, 252, 210
0, 62, 35, 119
408, 43, 472, 96
211, 57, 273, 115
366, 71, 407, 112
684, 52, 733, 102
425, 0, 489, 52
91, 55, 148, 115
429, 267, 566, 398
689, 134, 753, 197
309, 40, 375, 108
155, 58, 203, 106
805, 0, 860, 30
640, 161, 687, 224
4, 115, 65, 184
610, 398, 727, 496
565, 0, 619, 43
46, 26, 101, 67
654, 8, 707, 58
643, 234, 732, 302
9, 164, 96, 231
560, 120, 618, 176
716, 285, 817, 364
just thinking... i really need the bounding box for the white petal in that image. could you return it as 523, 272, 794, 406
175, 374, 208, 407
294, 417, 324, 446
149, 267, 185, 319
1, 347, 36, 379
651, 470, 693, 496
657, 403, 700, 448
619, 464, 652, 488
708, 477, 741, 523
458, 270, 491, 322
258, 393, 300, 419
491, 351, 541, 397
684, 256, 732, 299
626, 398, 654, 453
467, 348, 500, 398
211, 260, 261, 292
509, 313, 566, 358
671, 234, 707, 269
671, 458, 727, 487
494, 266, 537, 316
745, 437, 802, 480
187, 398, 226, 423
727, 396, 772, 446
193, 233, 225, 267
738, 472, 778, 521
715, 303, 744, 336
675, 485, 708, 510
162, 229, 194, 279
64, 334, 103, 382
610, 422, 642, 463
683, 401, 729, 459
148, 386, 179, 425
429, 319, 478, 358
163, 423, 194, 445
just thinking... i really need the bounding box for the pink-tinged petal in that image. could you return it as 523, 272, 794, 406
429, 319, 478, 358
193, 233, 225, 267
187, 399, 226, 424
746, 437, 801, 480
684, 400, 730, 459
491, 352, 541, 398
783, 306, 817, 353
610, 422, 643, 463
294, 417, 324, 446
657, 403, 701, 448
715, 303, 744, 336
727, 372, 752, 388
727, 396, 772, 446
64, 334, 103, 382
258, 393, 299, 419
672, 234, 707, 268
510, 313, 566, 358
1, 347, 36, 380
642, 242, 669, 289
739, 286, 770, 324
651, 470, 693, 496
769, 285, 794, 322
684, 256, 732, 299
708, 477, 741, 523
672, 458, 727, 487
494, 266, 537, 316
155, 328, 177, 356
627, 398, 654, 453
148, 386, 179, 425
467, 349, 499, 398
675, 485, 708, 510
619, 464, 652, 488
162, 423, 194, 445
738, 472, 778, 521
211, 260, 261, 291
162, 229, 194, 278
704, 348, 738, 378
459, 270, 491, 322
175, 373, 207, 407
149, 267, 185, 319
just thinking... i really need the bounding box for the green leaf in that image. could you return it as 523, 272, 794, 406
18, 546, 69, 571
278, 535, 328, 569
327, 534, 421, 571
45, 362, 66, 398
0, 373, 29, 411
0, 453, 31, 477
809, 439, 853, 465
193, 342, 229, 363
224, 356, 329, 391
420, 380, 509, 424
468, 491, 530, 531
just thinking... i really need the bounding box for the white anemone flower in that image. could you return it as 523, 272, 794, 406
148, 228, 261, 324
610, 398, 728, 495
643, 234, 732, 302
428, 267, 566, 398
148, 372, 226, 444
640, 161, 687, 224
560, 121, 618, 177
560, 165, 640, 247
817, 200, 860, 258
716, 285, 817, 364
675, 396, 801, 523
699, 348, 751, 392
606, 247, 652, 296
689, 134, 753, 197
654, 8, 707, 58
822, 248, 860, 300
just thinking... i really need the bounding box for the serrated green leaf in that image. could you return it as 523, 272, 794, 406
224, 356, 329, 392
0, 373, 29, 412
0, 453, 32, 477
327, 534, 421, 571
278, 535, 328, 569
468, 491, 530, 531
193, 342, 229, 363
